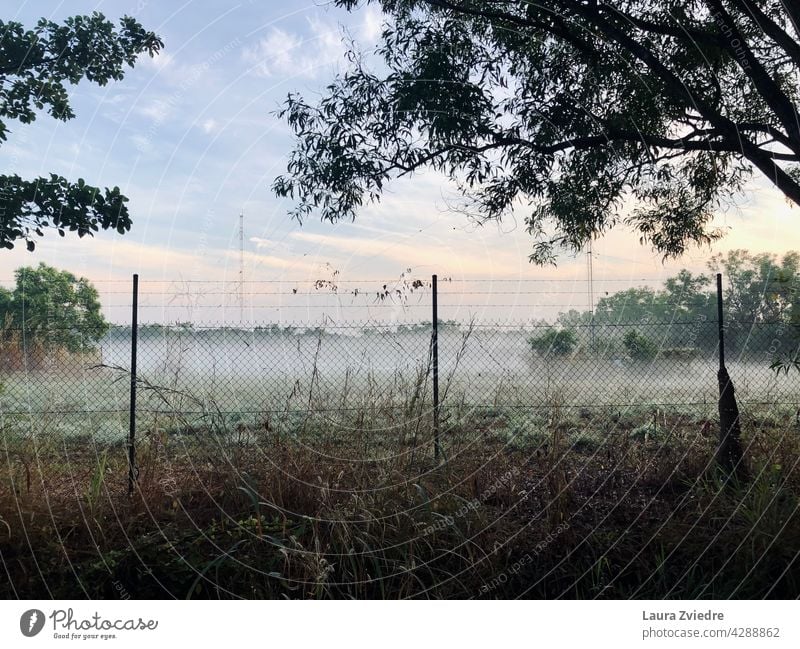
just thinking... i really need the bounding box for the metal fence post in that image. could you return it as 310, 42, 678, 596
432, 274, 440, 461
716, 273, 745, 479
717, 273, 726, 369
128, 273, 139, 495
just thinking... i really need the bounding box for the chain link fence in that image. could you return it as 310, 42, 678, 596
2, 275, 799, 490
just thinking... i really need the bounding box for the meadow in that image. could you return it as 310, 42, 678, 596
1, 325, 799, 598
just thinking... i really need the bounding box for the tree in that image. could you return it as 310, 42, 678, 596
275, 1, 800, 263
592, 287, 660, 323
529, 328, 577, 356
709, 249, 800, 323
707, 249, 800, 354
660, 269, 715, 320
0, 263, 108, 352
0, 13, 163, 250
622, 329, 658, 360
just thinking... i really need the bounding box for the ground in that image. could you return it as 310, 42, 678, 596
1, 406, 798, 599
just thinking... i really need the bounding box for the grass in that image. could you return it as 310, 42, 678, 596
1, 402, 799, 599
1, 331, 799, 599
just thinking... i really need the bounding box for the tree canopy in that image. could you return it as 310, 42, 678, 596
553, 249, 800, 357
274, 1, 800, 263
0, 262, 108, 352
0, 12, 163, 250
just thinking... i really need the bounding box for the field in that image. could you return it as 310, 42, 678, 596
2, 325, 797, 437
1, 325, 799, 598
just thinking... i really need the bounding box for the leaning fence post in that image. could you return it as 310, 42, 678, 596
716, 273, 745, 479
128, 273, 139, 495
432, 274, 441, 461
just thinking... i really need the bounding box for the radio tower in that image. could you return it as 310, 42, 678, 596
239, 211, 244, 324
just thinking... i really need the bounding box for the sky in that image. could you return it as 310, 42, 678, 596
2, 0, 800, 324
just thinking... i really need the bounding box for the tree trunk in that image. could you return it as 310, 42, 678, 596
717, 366, 746, 480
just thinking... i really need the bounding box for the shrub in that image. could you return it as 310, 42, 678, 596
529, 328, 577, 357
505, 423, 549, 449
623, 330, 658, 361
630, 420, 666, 442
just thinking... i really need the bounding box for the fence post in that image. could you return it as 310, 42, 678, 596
432, 274, 440, 461
716, 273, 745, 479
128, 273, 139, 495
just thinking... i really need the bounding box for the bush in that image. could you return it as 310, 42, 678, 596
623, 330, 658, 361
529, 328, 577, 357
505, 413, 549, 449
630, 420, 667, 442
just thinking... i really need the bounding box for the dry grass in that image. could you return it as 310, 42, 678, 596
1, 411, 799, 599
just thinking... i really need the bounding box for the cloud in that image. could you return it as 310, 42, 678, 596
289, 229, 532, 278
250, 236, 279, 249
242, 16, 345, 79
360, 5, 383, 42
129, 134, 155, 154
200, 118, 218, 134
140, 51, 174, 70
99, 92, 134, 106
217, 247, 319, 275
136, 98, 175, 124
242, 27, 297, 77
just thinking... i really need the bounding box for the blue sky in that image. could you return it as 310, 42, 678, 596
3, 1, 800, 323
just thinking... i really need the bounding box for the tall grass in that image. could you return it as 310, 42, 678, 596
1, 399, 798, 599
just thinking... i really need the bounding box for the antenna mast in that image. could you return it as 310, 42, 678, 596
239, 211, 244, 323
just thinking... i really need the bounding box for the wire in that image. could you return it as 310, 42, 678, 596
0, 277, 670, 284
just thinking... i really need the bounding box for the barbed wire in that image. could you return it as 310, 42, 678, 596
0, 276, 674, 284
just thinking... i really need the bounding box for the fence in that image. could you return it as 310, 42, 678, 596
1, 274, 799, 493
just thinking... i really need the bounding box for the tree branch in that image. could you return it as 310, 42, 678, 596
736, 121, 796, 150
560, 0, 800, 205
418, 0, 601, 61
778, 0, 800, 40
703, 0, 800, 153
597, 2, 726, 48
0, 57, 60, 76
386, 126, 799, 182
729, 0, 800, 67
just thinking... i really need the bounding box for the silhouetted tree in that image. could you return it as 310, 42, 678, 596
276, 1, 800, 263
0, 12, 163, 250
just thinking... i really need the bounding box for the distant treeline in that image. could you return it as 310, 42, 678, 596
534, 250, 800, 358
106, 320, 464, 338
100, 250, 800, 361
